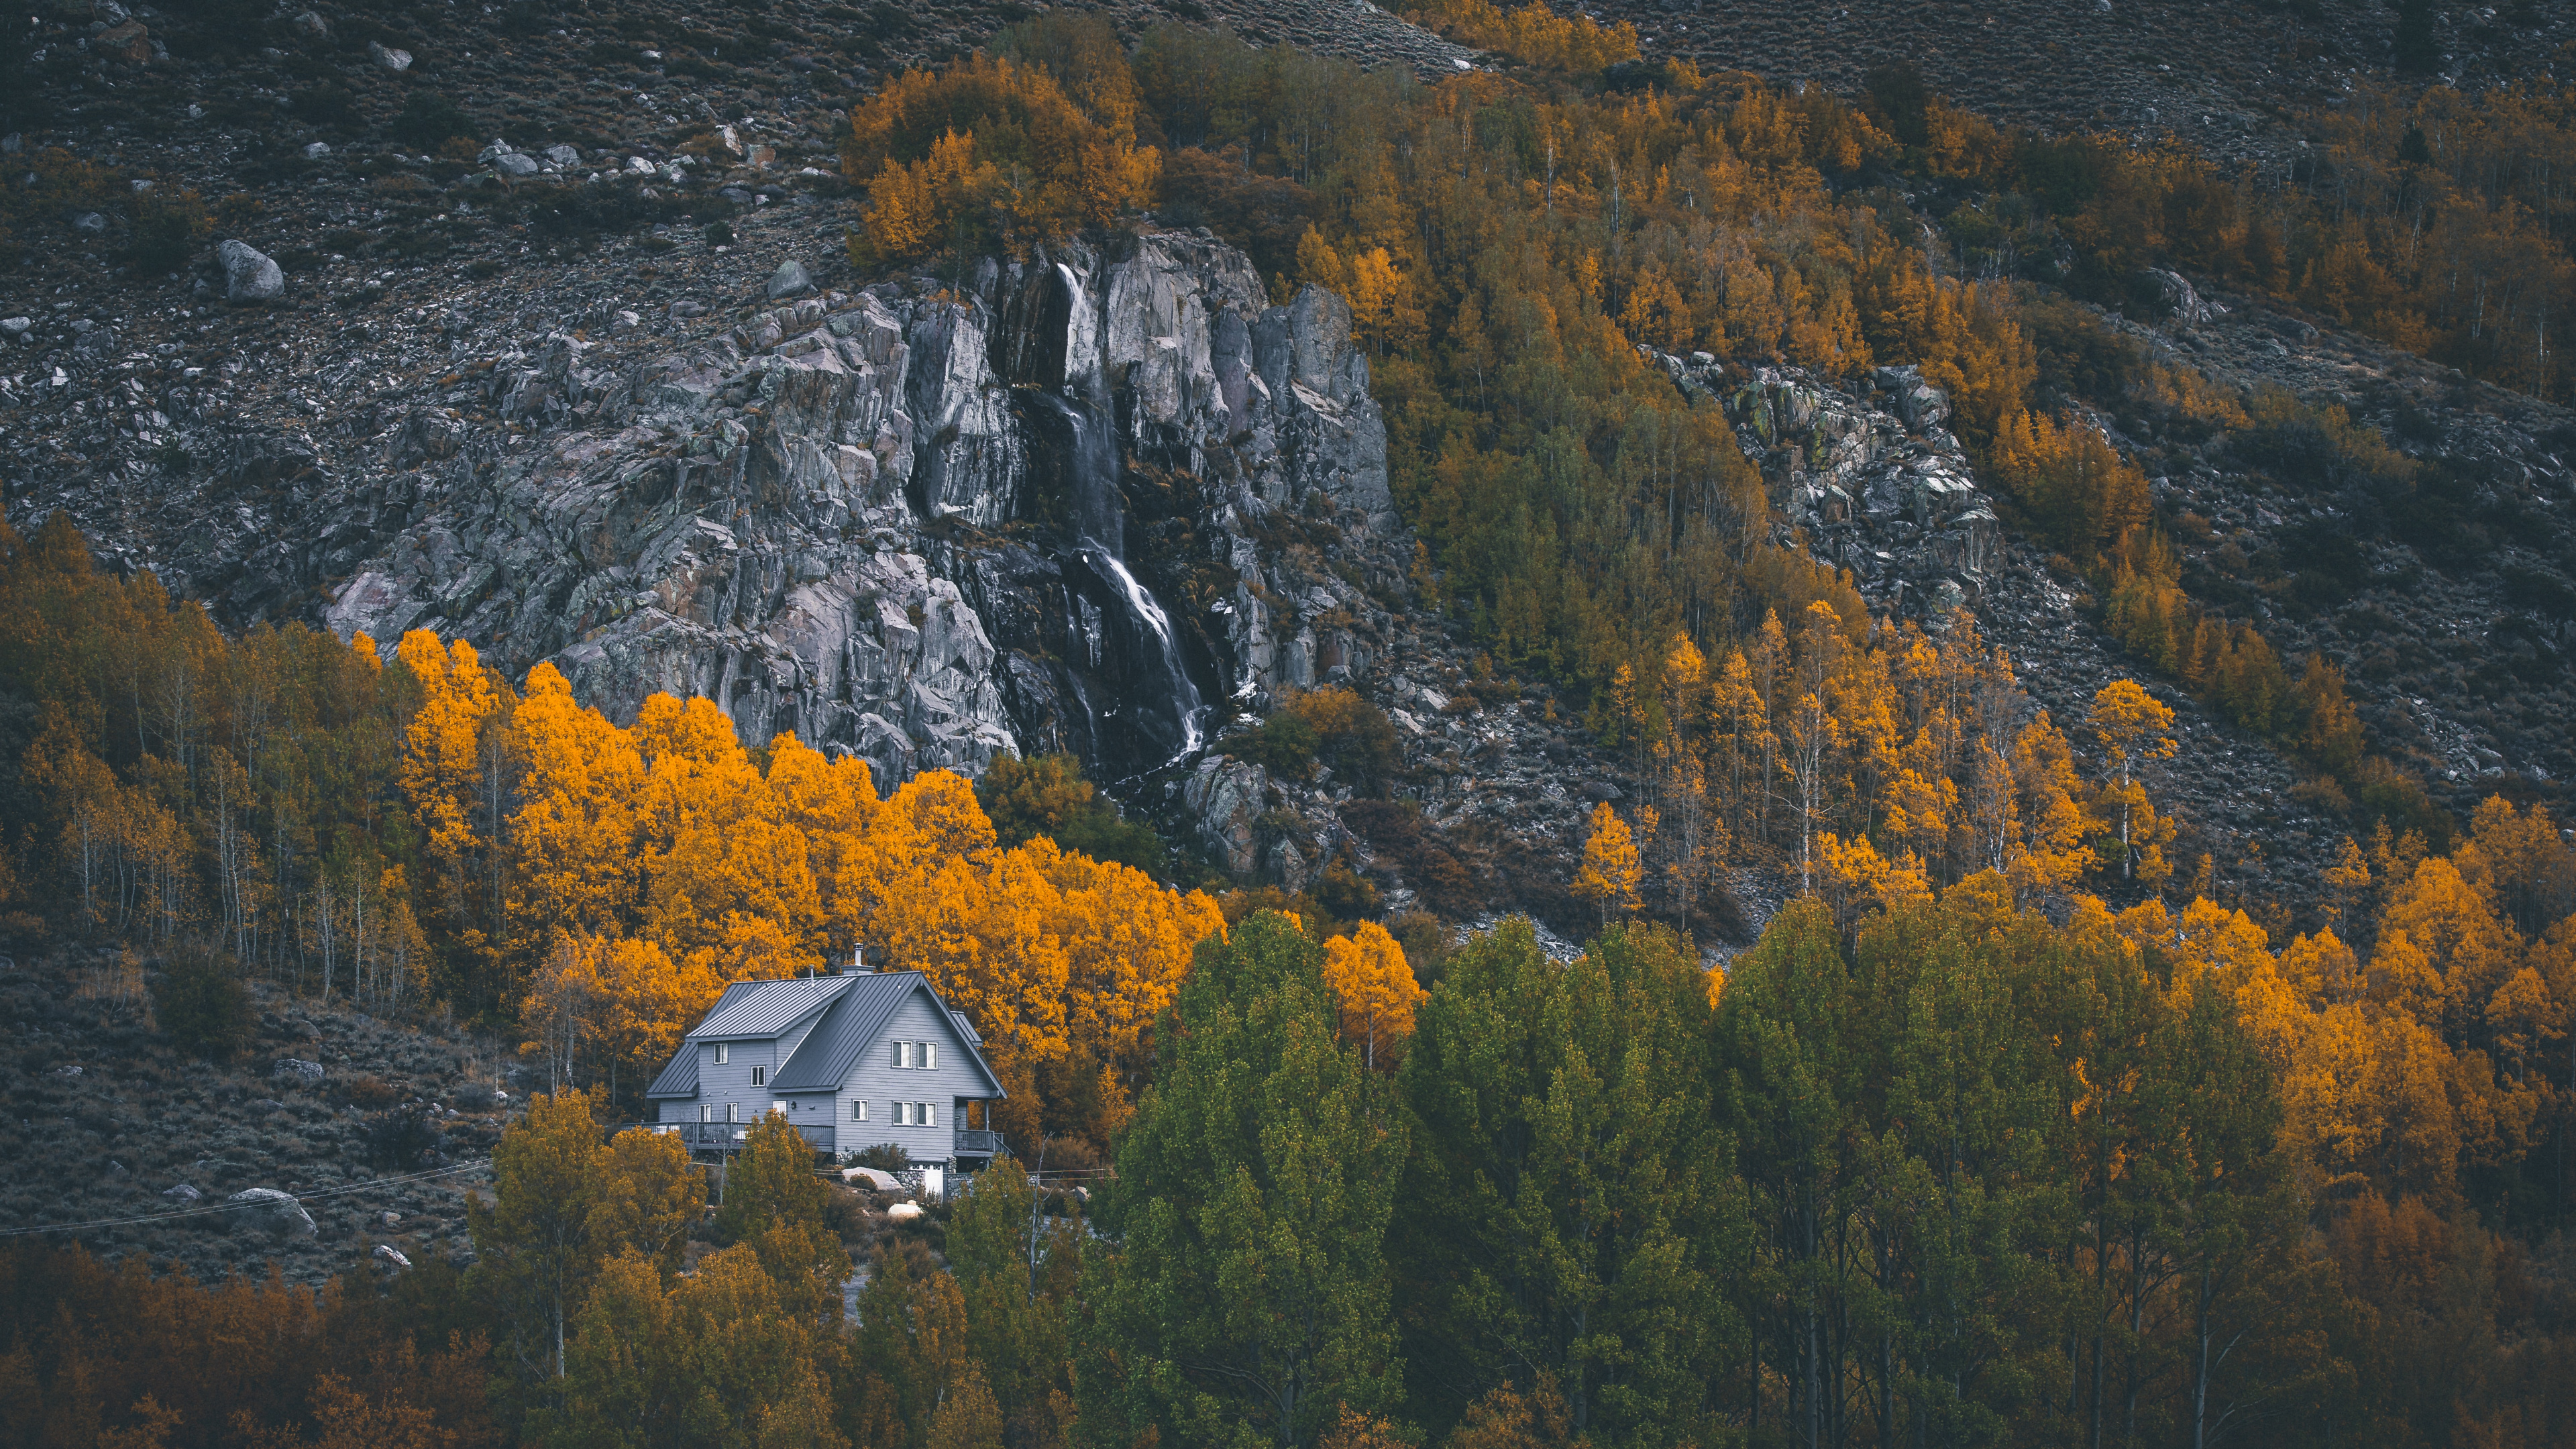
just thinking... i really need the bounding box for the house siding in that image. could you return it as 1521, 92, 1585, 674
694, 1038, 782, 1126
836, 991, 987, 1163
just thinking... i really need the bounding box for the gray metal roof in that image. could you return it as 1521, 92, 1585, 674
686, 976, 847, 1041
644, 971, 1007, 1100
645, 1044, 698, 1099
775, 971, 1006, 1097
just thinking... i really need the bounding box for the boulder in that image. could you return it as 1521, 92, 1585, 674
373, 1243, 413, 1267
1873, 364, 1952, 434
216, 239, 284, 304
766, 259, 814, 299
841, 1165, 902, 1191
368, 41, 413, 71
162, 1183, 202, 1203
886, 1200, 925, 1222
272, 1057, 325, 1085
1183, 756, 1269, 875
2146, 268, 2224, 325
98, 18, 150, 60
227, 1188, 317, 1239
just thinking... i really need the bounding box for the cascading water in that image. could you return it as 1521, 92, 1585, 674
1044, 262, 1208, 769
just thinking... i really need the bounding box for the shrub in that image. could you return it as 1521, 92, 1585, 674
120, 188, 212, 275
1229, 710, 1319, 777
335, 1072, 402, 1110
1230, 688, 1403, 793
1312, 859, 1380, 922
976, 752, 1165, 873
367, 1103, 445, 1169
846, 1142, 910, 1170
152, 949, 254, 1059
509, 178, 692, 243
290, 83, 358, 128
389, 93, 474, 150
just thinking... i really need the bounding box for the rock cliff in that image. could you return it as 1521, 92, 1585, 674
321, 231, 1408, 790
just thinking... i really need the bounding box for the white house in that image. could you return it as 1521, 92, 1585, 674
646, 970, 1008, 1167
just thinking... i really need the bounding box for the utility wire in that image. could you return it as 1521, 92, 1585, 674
0, 1159, 493, 1238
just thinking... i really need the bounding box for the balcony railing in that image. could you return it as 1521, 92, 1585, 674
953, 1128, 1006, 1157
662, 1122, 836, 1152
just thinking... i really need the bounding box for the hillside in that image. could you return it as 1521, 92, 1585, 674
1, 942, 504, 1285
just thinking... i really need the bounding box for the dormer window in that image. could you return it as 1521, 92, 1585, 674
714, 1042, 730, 1065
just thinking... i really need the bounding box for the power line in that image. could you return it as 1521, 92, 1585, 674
0, 1159, 493, 1238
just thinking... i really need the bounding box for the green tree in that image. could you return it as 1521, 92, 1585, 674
714, 1114, 850, 1333
543, 1245, 849, 1449
975, 753, 1164, 873
947, 1163, 1083, 1446
1083, 910, 1408, 1447
1391, 918, 1742, 1444
470, 1089, 611, 1385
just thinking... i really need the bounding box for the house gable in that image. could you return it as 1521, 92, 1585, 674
775, 972, 1005, 1097
648, 972, 1006, 1105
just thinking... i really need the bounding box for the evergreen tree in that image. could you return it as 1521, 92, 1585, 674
1083, 911, 1408, 1448
1391, 918, 1742, 1444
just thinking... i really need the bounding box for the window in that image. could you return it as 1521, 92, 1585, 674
714, 1042, 729, 1065
851, 1100, 867, 1122
726, 1102, 739, 1124
890, 1041, 904, 1069
700, 1104, 712, 1124
751, 1065, 765, 1086
922, 1101, 935, 1127
922, 1043, 937, 1071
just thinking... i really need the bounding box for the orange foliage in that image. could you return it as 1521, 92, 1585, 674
843, 54, 1159, 262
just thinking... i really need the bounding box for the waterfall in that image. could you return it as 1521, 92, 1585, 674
1043, 262, 1208, 766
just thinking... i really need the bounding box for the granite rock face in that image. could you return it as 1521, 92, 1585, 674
1656, 350, 2002, 622
322, 231, 1409, 788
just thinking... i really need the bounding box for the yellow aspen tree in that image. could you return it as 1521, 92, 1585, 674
1320, 921, 1425, 1071
892, 770, 998, 859
1881, 765, 1957, 885
2086, 680, 2178, 880
1709, 647, 1774, 846
763, 735, 885, 961
1781, 602, 1847, 888
397, 631, 514, 992
1045, 845, 1224, 1101
2380, 855, 2522, 1040
1829, 647, 1901, 839
1961, 739, 2018, 879
2279, 928, 2363, 1008
523, 934, 607, 1092
2367, 928, 2447, 1026
508, 663, 645, 951
1813, 830, 1888, 940
2323, 836, 2372, 935
2008, 712, 2096, 896
1572, 801, 1642, 924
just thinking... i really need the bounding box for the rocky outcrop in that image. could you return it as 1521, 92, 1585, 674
226, 1187, 318, 1239
1654, 350, 2003, 623
322, 230, 1409, 788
